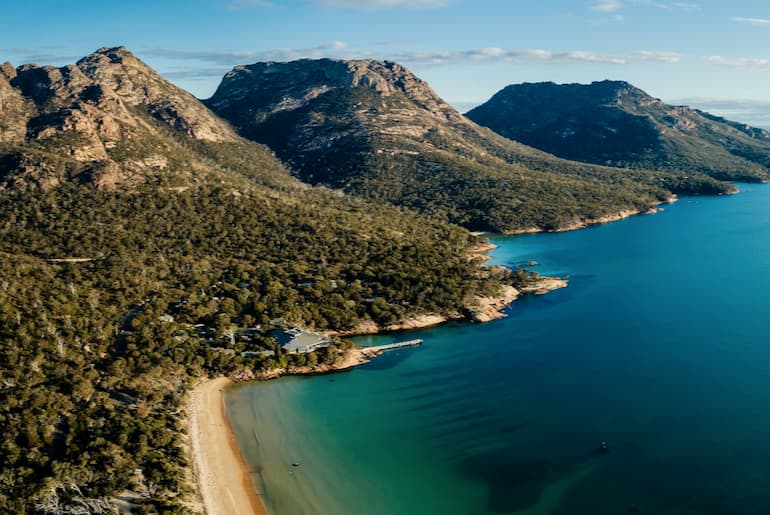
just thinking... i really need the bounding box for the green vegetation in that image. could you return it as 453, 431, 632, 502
0, 179, 519, 512
0, 49, 527, 513
0, 50, 739, 513
466, 80, 770, 182
206, 61, 734, 234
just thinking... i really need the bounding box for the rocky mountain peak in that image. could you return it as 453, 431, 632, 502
208, 57, 464, 134
0, 62, 16, 81
219, 57, 434, 98
0, 47, 242, 190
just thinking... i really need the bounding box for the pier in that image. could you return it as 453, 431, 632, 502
364, 339, 423, 352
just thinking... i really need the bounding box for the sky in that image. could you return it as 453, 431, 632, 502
4, 0, 770, 124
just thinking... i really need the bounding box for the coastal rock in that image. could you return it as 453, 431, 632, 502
503, 197, 676, 235
466, 285, 520, 323
520, 277, 568, 295
385, 314, 455, 331
330, 313, 460, 337
330, 275, 569, 337
253, 346, 385, 380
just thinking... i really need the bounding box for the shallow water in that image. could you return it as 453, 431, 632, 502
227, 184, 770, 514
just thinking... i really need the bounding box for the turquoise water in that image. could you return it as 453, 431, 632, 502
227, 185, 770, 515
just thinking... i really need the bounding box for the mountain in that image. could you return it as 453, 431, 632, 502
205, 59, 731, 233
0, 48, 521, 512
0, 46, 300, 191
466, 80, 770, 182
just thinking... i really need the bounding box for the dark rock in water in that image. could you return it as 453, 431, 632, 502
292, 462, 301, 467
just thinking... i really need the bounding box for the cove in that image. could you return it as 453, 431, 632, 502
227, 184, 770, 515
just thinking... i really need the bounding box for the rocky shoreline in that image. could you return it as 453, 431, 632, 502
241, 346, 390, 381
318, 274, 568, 339
505, 196, 677, 235
234, 241, 569, 382
234, 275, 569, 381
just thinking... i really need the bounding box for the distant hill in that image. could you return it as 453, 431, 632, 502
466, 80, 770, 182
205, 59, 731, 233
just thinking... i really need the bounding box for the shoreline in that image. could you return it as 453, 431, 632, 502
503, 196, 677, 235
192, 274, 568, 515
252, 345, 394, 380
187, 229, 569, 515
189, 377, 269, 515
189, 190, 746, 515
329, 275, 568, 337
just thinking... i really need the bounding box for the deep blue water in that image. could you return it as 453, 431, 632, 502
228, 185, 770, 514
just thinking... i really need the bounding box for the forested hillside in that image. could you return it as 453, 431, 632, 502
0, 48, 514, 513
206, 59, 733, 233
466, 80, 770, 182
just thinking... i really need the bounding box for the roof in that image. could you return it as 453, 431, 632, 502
281, 330, 331, 353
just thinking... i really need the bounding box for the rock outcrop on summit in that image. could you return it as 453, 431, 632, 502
0, 47, 246, 190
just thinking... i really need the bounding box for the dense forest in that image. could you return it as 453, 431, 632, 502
0, 48, 528, 513
0, 182, 522, 513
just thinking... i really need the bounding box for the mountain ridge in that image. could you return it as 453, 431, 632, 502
466, 80, 770, 182
205, 58, 732, 233
0, 46, 265, 191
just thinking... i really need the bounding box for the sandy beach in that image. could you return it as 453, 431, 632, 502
190, 377, 268, 515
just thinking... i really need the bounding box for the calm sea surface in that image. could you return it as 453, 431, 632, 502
227, 185, 770, 515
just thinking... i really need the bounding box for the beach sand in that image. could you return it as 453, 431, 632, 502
190, 377, 268, 515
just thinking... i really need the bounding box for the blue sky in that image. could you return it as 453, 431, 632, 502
4, 0, 770, 124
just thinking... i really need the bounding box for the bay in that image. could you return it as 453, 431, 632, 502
227, 184, 770, 514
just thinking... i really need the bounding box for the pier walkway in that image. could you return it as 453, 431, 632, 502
364, 339, 423, 352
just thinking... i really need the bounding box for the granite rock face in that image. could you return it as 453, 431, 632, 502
0, 47, 239, 189
75, 47, 236, 142
207, 58, 466, 128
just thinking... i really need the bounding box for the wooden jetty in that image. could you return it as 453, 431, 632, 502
364, 339, 423, 352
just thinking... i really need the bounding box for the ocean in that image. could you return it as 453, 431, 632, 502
227, 184, 770, 514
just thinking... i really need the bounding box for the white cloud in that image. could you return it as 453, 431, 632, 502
636, 1, 698, 10
591, 0, 623, 12
389, 48, 626, 65
591, 0, 697, 20
314, 0, 453, 9
731, 17, 770, 27
145, 41, 361, 67
669, 2, 698, 10
0, 47, 83, 65
145, 44, 690, 83
634, 50, 681, 63
707, 55, 770, 70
